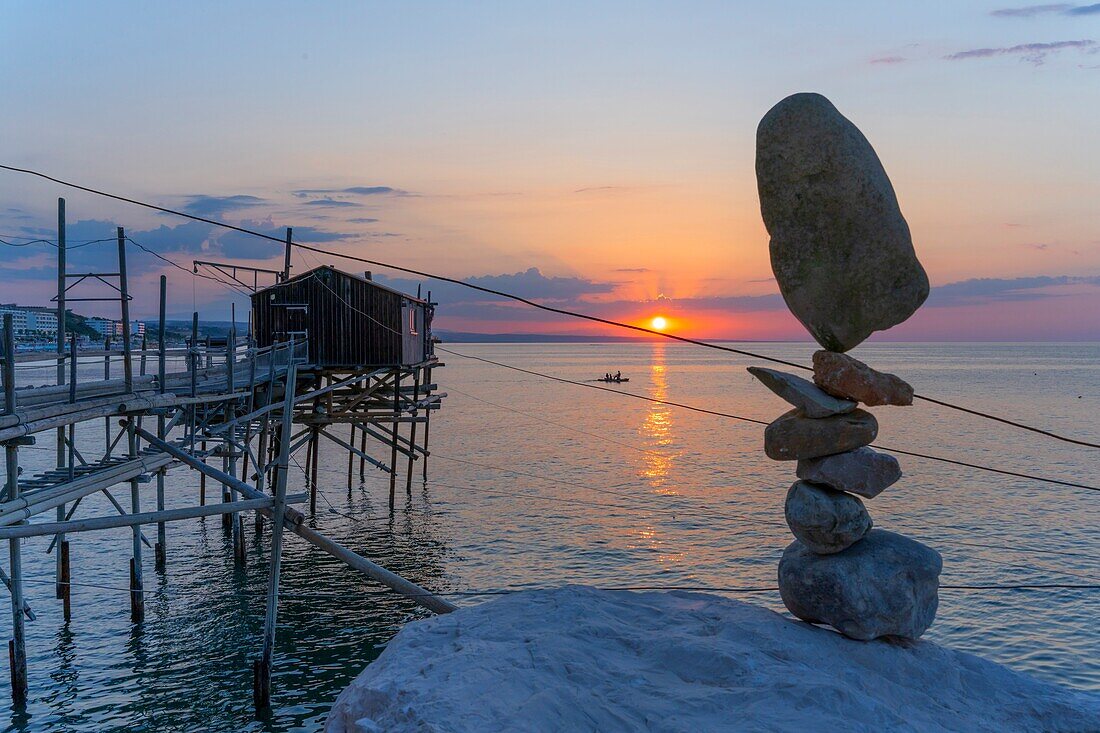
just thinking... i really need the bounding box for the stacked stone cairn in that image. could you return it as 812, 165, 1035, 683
751, 92, 943, 641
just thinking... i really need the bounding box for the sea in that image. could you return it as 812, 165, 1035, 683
2, 342, 1098, 732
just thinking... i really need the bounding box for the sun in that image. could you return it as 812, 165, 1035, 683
650, 316, 668, 331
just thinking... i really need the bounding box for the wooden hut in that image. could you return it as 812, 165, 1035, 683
251, 265, 432, 368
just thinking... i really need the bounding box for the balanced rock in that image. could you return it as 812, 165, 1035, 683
784, 481, 871, 554
797, 447, 901, 499
748, 366, 856, 418
778, 529, 942, 641
756, 93, 929, 352
764, 408, 877, 461
813, 351, 914, 406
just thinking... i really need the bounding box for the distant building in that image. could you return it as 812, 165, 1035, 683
86, 317, 115, 340
0, 304, 59, 340
86, 316, 145, 342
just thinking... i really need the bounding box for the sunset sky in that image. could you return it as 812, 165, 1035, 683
1, 2, 1098, 340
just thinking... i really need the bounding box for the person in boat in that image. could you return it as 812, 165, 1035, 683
615, 371, 621, 381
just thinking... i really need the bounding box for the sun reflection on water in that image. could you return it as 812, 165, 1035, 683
639, 344, 682, 495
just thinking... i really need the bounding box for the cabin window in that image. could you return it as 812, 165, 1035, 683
408, 306, 418, 335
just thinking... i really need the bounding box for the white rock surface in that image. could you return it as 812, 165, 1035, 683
325, 586, 1098, 733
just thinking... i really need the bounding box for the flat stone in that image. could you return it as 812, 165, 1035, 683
813, 351, 914, 406
778, 529, 942, 641
764, 408, 877, 461
756, 93, 929, 352
797, 447, 901, 499
748, 366, 856, 418
784, 481, 871, 554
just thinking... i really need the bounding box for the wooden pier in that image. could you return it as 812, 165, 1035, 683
0, 199, 451, 712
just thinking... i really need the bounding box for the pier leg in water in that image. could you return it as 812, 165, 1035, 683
347, 423, 355, 493
4, 315, 28, 703
421, 365, 432, 482
254, 359, 296, 713
55, 197, 67, 607
406, 372, 419, 495
60, 541, 71, 621
358, 421, 366, 482
389, 370, 401, 510
309, 428, 320, 515
124, 419, 145, 622
155, 276, 167, 570
199, 438, 207, 505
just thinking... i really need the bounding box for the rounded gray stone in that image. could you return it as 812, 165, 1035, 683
784, 481, 871, 554
778, 529, 942, 641
764, 408, 877, 461
756, 92, 929, 352
796, 447, 901, 499
748, 366, 856, 418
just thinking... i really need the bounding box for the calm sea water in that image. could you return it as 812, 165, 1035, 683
3, 342, 1098, 732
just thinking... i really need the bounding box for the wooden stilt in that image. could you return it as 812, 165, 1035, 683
421, 364, 432, 481
155, 275, 167, 570
60, 540, 71, 621
3, 315, 28, 704
200, 440, 207, 506
125, 418, 144, 623
118, 230, 145, 624
405, 371, 420, 495
358, 420, 367, 481
389, 370, 400, 510
226, 320, 244, 562
346, 423, 355, 492
309, 427, 319, 515
253, 355, 297, 713
55, 198, 67, 600
103, 334, 112, 454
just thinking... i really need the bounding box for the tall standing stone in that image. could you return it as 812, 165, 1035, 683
749, 91, 940, 643
756, 92, 929, 352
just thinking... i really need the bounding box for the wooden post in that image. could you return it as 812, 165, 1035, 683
55, 198, 66, 599
308, 427, 319, 515
421, 364, 432, 481
59, 540, 71, 621
389, 370, 401, 510
253, 353, 297, 713
139, 333, 147, 377
227, 317, 244, 561
103, 334, 112, 455
308, 375, 321, 515
125, 416, 144, 623
346, 423, 355, 492
60, 335, 76, 619
421, 294, 433, 482
254, 349, 276, 533
191, 314, 204, 505
405, 371, 420, 495
3, 315, 28, 704
282, 227, 293, 282
155, 275, 167, 569
358, 416, 367, 481
119, 229, 144, 621
117, 227, 133, 394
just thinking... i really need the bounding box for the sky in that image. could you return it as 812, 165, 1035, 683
1, 1, 1098, 340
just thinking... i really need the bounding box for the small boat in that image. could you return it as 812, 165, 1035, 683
596, 376, 629, 383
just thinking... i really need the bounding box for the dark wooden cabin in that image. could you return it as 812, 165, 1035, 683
251, 265, 433, 368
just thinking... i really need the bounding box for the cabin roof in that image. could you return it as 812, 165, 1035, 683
255, 265, 428, 304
